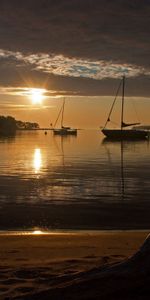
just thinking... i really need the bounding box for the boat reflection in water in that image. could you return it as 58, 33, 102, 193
102, 137, 150, 202
53, 133, 77, 167
102, 139, 126, 200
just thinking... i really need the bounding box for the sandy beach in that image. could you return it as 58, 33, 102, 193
0, 230, 149, 299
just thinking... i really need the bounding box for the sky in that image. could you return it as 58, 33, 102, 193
0, 0, 150, 128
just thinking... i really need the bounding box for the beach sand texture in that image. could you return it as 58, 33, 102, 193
0, 231, 150, 299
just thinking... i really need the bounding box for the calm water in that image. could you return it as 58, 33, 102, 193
0, 130, 150, 231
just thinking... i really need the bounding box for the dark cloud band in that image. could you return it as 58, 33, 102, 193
0, 0, 149, 96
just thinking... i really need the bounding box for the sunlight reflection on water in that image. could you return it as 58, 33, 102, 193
0, 130, 150, 231
33, 148, 42, 174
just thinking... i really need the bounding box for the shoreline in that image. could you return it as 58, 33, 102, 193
0, 230, 149, 299
0, 228, 150, 235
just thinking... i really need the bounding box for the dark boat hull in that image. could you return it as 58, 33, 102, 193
102, 129, 148, 140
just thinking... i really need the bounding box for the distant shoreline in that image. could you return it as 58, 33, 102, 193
16, 128, 53, 131
16, 128, 83, 131
0, 229, 150, 236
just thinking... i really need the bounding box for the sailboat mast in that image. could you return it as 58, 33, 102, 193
61, 97, 65, 128
121, 76, 125, 130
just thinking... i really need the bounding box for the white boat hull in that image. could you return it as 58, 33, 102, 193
53, 128, 77, 135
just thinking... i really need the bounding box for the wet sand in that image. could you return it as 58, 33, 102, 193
0, 230, 149, 299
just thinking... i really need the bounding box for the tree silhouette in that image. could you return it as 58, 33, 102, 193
0, 116, 17, 135
0, 115, 40, 135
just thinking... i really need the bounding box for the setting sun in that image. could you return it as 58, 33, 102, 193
30, 88, 45, 104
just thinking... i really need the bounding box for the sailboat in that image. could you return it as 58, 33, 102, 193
53, 98, 77, 135
101, 76, 148, 140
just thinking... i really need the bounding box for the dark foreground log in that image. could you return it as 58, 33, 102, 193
15, 234, 150, 300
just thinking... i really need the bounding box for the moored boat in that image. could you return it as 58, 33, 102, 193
101, 76, 148, 140
52, 98, 77, 135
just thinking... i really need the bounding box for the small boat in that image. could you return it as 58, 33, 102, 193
52, 98, 77, 135
101, 76, 148, 140
53, 127, 77, 135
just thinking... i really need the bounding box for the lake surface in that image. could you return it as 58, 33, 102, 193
0, 130, 150, 231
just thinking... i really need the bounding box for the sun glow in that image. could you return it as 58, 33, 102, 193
32, 230, 44, 235
30, 88, 45, 104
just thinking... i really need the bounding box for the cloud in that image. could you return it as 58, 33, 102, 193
0, 0, 149, 96
0, 49, 149, 81
0, 0, 149, 63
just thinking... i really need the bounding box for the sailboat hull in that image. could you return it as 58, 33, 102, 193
53, 128, 77, 135
102, 129, 148, 140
